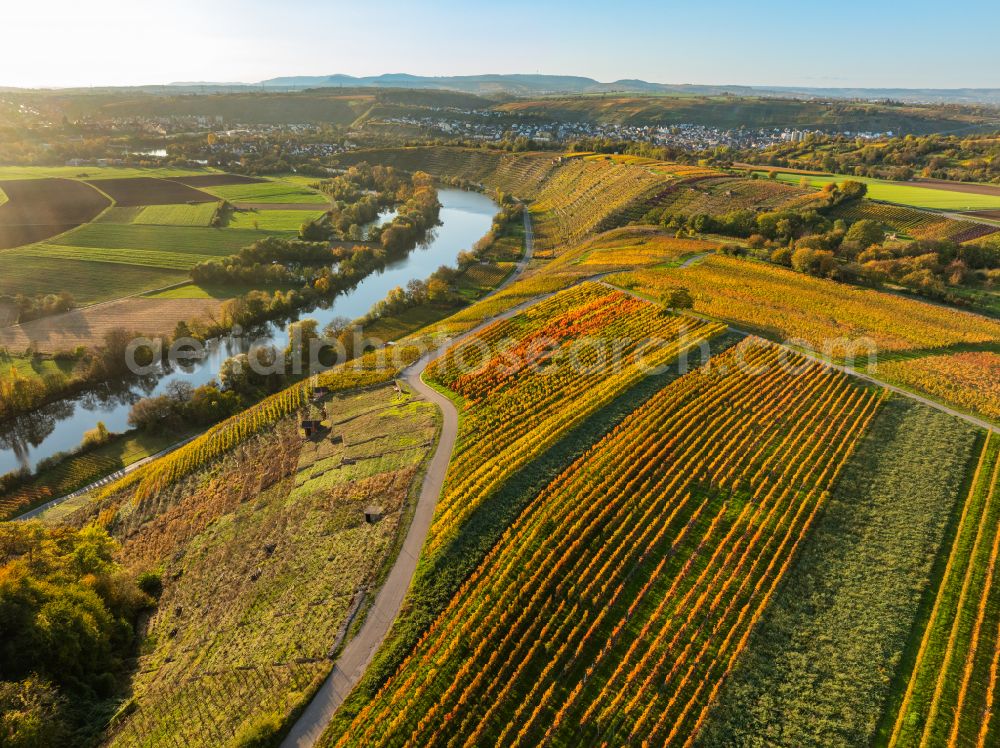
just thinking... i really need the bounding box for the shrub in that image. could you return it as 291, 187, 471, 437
232, 712, 283, 748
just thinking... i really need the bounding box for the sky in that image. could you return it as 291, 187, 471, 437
3, 0, 999, 89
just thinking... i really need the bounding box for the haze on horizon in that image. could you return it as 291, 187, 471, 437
4, 0, 999, 90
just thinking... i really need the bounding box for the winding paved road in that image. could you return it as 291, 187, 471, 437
280, 208, 536, 748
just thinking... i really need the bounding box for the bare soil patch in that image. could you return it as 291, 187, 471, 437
170, 174, 266, 187
0, 178, 110, 249
0, 297, 225, 352
963, 209, 1000, 221
912, 178, 1000, 197
85, 177, 215, 207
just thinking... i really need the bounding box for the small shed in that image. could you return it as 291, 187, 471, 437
363, 506, 383, 524
311, 386, 330, 403
301, 418, 322, 438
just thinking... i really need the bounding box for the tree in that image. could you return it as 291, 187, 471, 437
660, 288, 694, 311
81, 421, 110, 449
844, 219, 885, 248
836, 180, 868, 203
791, 248, 837, 277
0, 677, 67, 747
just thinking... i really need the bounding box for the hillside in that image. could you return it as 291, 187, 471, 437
4, 142, 1000, 748
494, 95, 996, 133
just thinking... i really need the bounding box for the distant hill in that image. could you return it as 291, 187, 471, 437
242, 73, 1000, 106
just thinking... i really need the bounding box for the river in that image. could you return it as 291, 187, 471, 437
0, 188, 498, 475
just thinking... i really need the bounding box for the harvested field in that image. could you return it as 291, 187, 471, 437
0, 296, 225, 351
913, 179, 1000, 197
169, 173, 266, 187
84, 177, 215, 206
964, 210, 1000, 221
0, 178, 110, 249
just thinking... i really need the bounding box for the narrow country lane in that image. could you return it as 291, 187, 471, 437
280, 207, 534, 747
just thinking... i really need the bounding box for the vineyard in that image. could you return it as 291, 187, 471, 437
0, 431, 180, 520
632, 174, 810, 223
327, 339, 884, 746
332, 147, 560, 199
93, 346, 422, 509
608, 256, 1000, 421
528, 158, 668, 256
424, 282, 724, 548
888, 432, 1000, 748
697, 398, 981, 746
878, 351, 1000, 422
91, 385, 439, 747
833, 200, 998, 243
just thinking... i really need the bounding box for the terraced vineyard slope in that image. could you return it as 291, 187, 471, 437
424, 282, 724, 549
609, 255, 1000, 422
326, 339, 884, 746
60, 382, 438, 747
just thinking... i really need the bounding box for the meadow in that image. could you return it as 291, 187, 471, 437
133, 202, 220, 226
201, 179, 329, 204
0, 253, 185, 303
226, 207, 326, 231
48, 222, 271, 254
760, 170, 1000, 211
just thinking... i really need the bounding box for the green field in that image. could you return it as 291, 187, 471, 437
758, 171, 1000, 210
142, 278, 294, 300
0, 349, 77, 382
0, 254, 185, 303
47, 223, 276, 255
0, 166, 215, 180
202, 179, 329, 204
227, 207, 325, 231
12, 244, 221, 271
133, 202, 220, 227
272, 174, 324, 188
